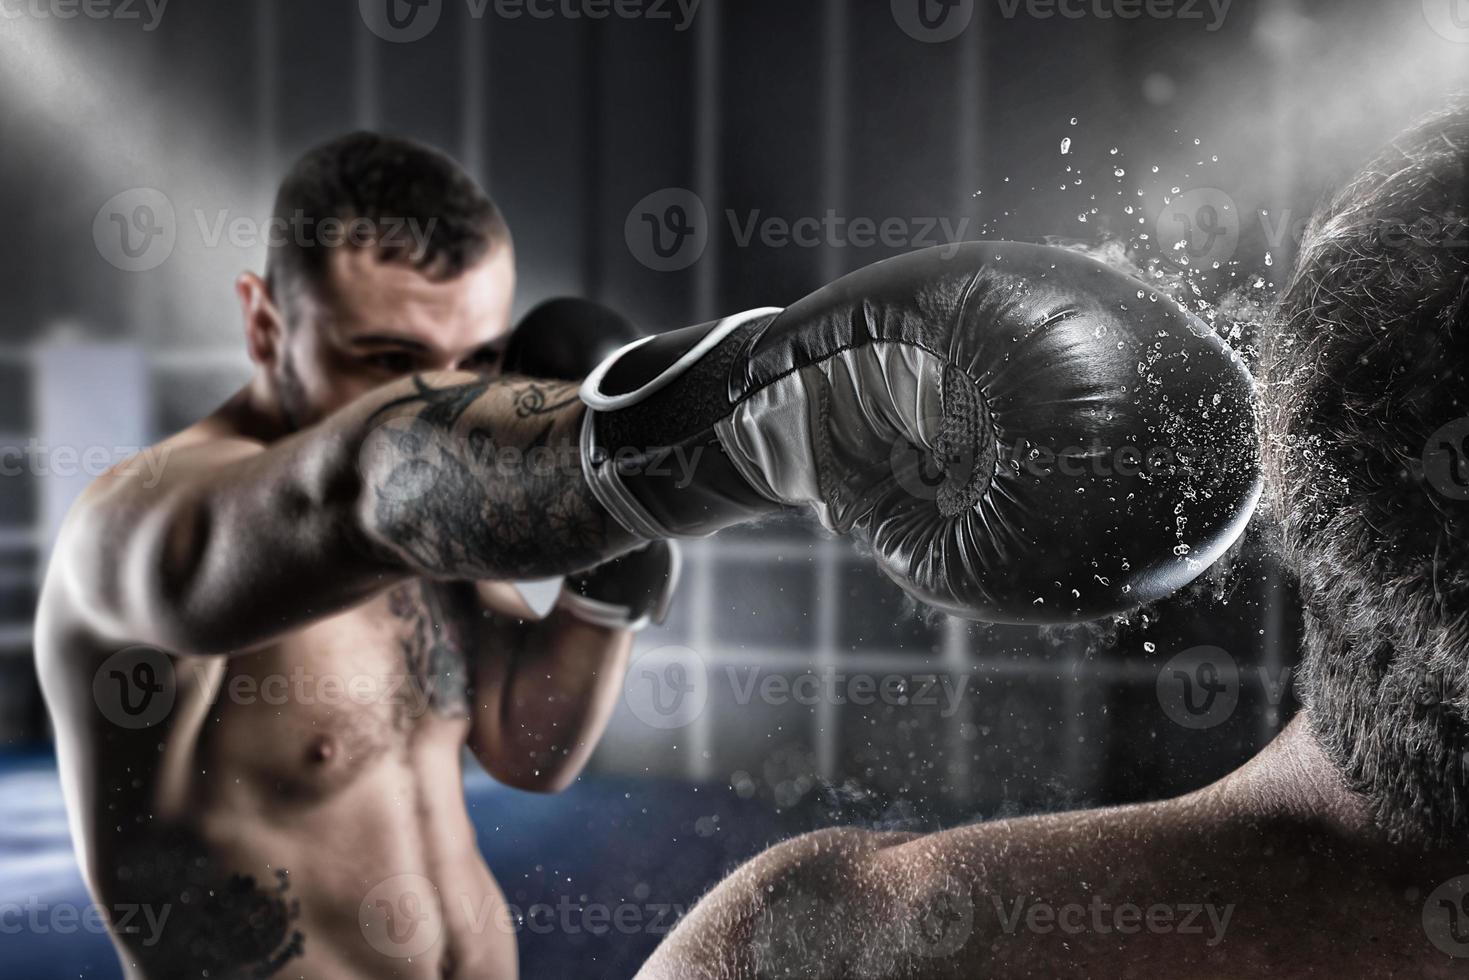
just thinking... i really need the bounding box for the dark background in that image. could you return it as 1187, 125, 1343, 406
0, 0, 1464, 976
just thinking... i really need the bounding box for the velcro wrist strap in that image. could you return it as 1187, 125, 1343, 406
579, 409, 677, 540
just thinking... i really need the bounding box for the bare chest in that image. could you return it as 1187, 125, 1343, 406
195, 581, 484, 803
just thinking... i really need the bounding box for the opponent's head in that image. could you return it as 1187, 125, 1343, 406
237, 131, 514, 429
1262, 100, 1469, 843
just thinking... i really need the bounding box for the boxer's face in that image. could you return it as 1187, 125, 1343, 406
253, 243, 516, 429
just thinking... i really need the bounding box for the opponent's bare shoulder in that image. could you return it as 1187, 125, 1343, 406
641, 738, 1464, 979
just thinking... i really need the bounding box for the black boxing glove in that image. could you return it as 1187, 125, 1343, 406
504, 298, 644, 380
506, 298, 680, 630
555, 539, 681, 630
579, 242, 1260, 624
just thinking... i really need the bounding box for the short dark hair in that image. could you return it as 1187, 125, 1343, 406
1262, 99, 1469, 842
265, 131, 509, 319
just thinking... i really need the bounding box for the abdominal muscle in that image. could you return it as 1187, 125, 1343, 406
99, 597, 518, 980
182, 736, 516, 980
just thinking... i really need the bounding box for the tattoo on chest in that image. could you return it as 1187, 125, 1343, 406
388, 581, 471, 718
365, 375, 607, 581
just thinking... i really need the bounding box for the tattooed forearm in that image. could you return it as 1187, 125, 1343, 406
511, 381, 583, 418
359, 373, 625, 580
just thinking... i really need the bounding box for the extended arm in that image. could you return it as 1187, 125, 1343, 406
55, 371, 637, 656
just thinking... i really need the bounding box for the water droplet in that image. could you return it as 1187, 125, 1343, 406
1061, 137, 1072, 155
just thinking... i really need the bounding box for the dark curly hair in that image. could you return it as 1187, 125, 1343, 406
265, 131, 508, 322
1262, 99, 1469, 843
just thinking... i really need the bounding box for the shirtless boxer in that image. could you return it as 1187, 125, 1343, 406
36, 135, 1263, 978
34, 132, 679, 979
635, 102, 1469, 980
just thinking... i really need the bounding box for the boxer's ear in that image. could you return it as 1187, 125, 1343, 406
237, 271, 286, 368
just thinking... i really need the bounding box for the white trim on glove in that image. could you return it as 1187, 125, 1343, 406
578, 307, 783, 411
552, 542, 683, 632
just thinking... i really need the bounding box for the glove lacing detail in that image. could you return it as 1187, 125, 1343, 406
937, 364, 997, 518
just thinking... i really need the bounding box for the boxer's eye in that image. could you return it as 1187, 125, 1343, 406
365, 352, 418, 375
462, 349, 503, 372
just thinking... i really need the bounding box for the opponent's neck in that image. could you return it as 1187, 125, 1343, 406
1209, 713, 1374, 835
1199, 712, 1469, 867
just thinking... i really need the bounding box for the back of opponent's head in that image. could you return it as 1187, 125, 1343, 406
1261, 98, 1469, 844
504, 298, 642, 380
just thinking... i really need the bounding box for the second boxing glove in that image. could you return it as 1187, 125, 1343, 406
505, 298, 680, 630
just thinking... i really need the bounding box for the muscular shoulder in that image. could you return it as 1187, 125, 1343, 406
76, 406, 266, 512
39, 401, 267, 655
645, 801, 1449, 979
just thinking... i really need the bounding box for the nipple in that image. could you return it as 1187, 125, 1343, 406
308, 736, 337, 764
